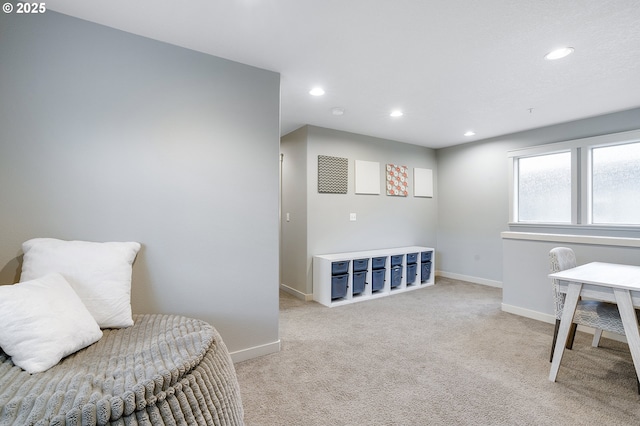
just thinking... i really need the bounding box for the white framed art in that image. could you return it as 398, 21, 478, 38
355, 160, 380, 194
414, 168, 433, 197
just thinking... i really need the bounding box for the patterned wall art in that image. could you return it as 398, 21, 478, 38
318, 155, 348, 194
355, 160, 380, 194
386, 164, 409, 197
414, 168, 434, 198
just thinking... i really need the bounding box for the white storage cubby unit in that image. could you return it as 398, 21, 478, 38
313, 246, 435, 307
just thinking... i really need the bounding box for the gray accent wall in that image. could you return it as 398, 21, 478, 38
0, 11, 280, 359
437, 107, 640, 285
502, 235, 640, 319
280, 127, 309, 298
280, 126, 438, 297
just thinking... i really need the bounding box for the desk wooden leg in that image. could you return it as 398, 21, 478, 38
613, 288, 640, 383
549, 282, 582, 382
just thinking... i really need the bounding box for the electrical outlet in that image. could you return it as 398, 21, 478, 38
350, 213, 357, 221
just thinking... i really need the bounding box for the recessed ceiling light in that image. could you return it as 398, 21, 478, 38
309, 87, 325, 96
464, 131, 476, 137
331, 107, 345, 116
544, 47, 574, 60
390, 110, 403, 117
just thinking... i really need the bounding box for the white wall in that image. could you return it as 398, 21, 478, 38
0, 11, 281, 361
280, 126, 438, 297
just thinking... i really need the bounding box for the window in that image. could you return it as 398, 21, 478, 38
592, 142, 640, 225
517, 152, 571, 223
508, 130, 640, 227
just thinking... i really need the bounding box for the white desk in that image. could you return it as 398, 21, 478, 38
548, 262, 640, 382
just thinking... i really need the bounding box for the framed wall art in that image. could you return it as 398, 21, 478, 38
414, 168, 434, 197
318, 155, 348, 194
386, 164, 408, 197
355, 160, 380, 194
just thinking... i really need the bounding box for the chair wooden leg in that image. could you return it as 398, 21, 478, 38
592, 328, 603, 347
566, 323, 578, 350
550, 319, 578, 362
550, 319, 561, 362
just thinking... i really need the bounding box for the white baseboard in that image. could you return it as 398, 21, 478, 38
280, 283, 313, 301
502, 303, 627, 343
229, 340, 281, 363
502, 303, 555, 324
437, 271, 503, 288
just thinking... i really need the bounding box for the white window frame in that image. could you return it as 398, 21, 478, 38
508, 129, 640, 229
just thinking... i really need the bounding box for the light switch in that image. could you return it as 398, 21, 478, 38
350, 213, 357, 221
286, 213, 290, 222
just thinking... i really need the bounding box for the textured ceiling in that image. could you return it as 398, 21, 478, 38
46, 0, 640, 148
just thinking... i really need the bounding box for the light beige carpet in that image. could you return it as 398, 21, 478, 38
235, 278, 640, 425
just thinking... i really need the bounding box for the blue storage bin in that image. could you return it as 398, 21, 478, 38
421, 261, 432, 282
372, 256, 386, 270
390, 265, 402, 288
353, 258, 369, 272
391, 255, 403, 267
331, 274, 349, 299
406, 263, 417, 284
372, 268, 385, 292
331, 261, 350, 275
421, 251, 433, 262
406, 253, 418, 264
352, 271, 366, 295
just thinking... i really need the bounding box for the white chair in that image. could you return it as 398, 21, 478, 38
549, 247, 639, 392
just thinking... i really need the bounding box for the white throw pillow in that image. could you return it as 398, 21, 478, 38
20, 238, 141, 328
0, 273, 103, 374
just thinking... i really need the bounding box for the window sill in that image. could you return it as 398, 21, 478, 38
501, 230, 640, 248
508, 222, 640, 232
